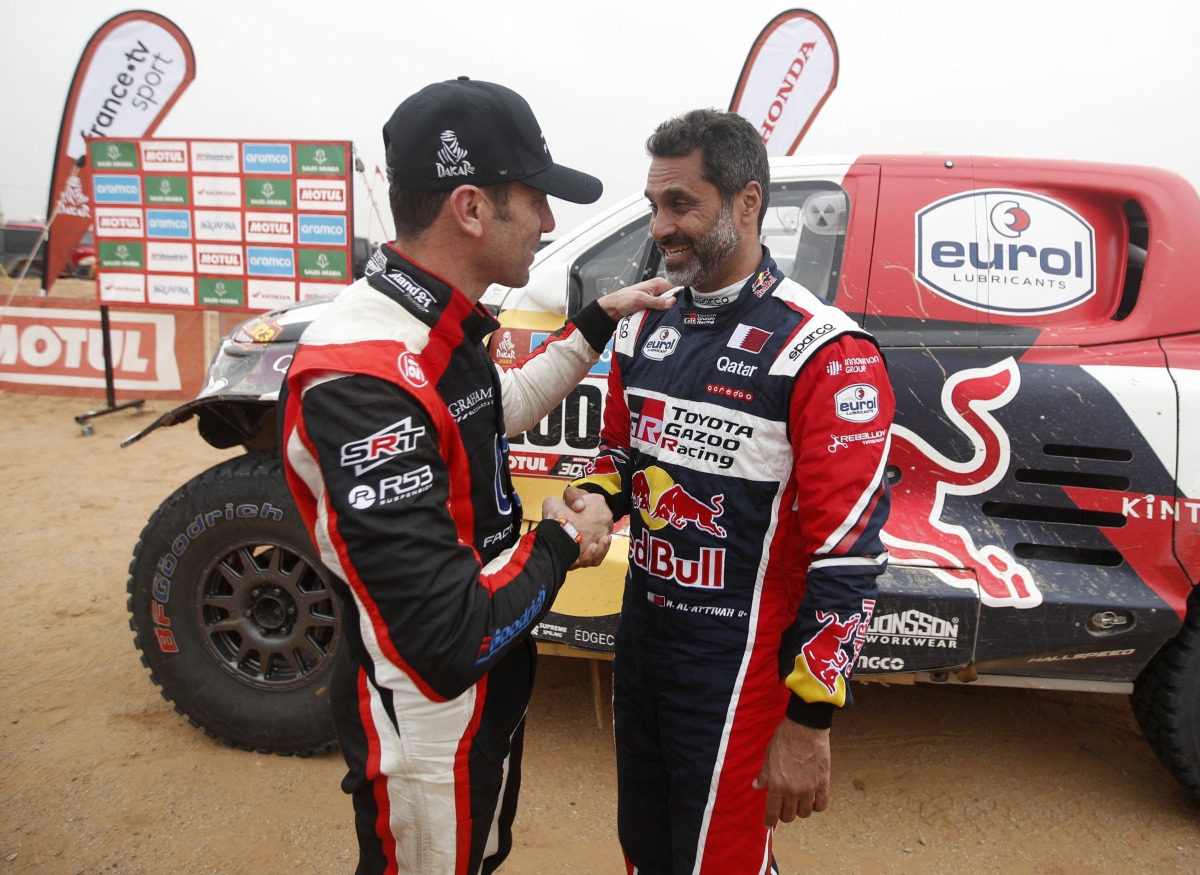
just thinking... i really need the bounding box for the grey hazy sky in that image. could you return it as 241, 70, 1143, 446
2, 0, 1196, 241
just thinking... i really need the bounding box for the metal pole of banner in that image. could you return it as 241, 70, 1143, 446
66, 147, 142, 434
352, 144, 391, 242
15, 154, 88, 295
74, 305, 145, 436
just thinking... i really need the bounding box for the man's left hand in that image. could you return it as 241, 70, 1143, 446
752, 719, 831, 827
597, 278, 676, 319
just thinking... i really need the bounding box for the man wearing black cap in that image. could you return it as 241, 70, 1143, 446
280, 77, 673, 874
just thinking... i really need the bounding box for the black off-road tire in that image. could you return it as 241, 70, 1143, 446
1132, 587, 1200, 801
127, 451, 343, 754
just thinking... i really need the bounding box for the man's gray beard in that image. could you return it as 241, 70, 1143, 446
664, 203, 741, 290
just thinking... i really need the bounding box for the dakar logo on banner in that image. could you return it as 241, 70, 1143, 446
0, 306, 181, 392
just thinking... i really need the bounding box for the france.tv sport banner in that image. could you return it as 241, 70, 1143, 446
89, 138, 354, 312
729, 9, 838, 157
44, 11, 195, 294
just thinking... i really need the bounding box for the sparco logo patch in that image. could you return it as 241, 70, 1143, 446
916, 188, 1096, 315
341, 417, 426, 475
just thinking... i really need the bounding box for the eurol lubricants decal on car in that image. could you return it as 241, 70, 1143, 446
915, 189, 1096, 315
882, 357, 1043, 609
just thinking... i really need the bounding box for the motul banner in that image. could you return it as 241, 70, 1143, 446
43, 11, 195, 294
729, 9, 838, 156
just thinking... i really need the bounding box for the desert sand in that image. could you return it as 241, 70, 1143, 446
1, 279, 1199, 872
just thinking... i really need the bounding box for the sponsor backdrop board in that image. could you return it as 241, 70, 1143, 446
88, 138, 353, 312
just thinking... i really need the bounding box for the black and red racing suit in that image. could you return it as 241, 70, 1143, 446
280, 244, 618, 875
570, 251, 895, 874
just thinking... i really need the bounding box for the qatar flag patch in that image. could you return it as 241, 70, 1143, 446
728, 324, 772, 354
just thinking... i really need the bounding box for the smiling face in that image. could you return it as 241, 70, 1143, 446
644, 150, 761, 293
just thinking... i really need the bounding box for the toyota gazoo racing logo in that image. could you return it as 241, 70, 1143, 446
340, 417, 426, 475
916, 188, 1096, 315
630, 397, 751, 472
628, 466, 726, 589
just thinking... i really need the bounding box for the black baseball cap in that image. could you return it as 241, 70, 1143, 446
383, 77, 602, 204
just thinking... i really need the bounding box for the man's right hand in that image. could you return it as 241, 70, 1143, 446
543, 492, 613, 569
597, 277, 677, 319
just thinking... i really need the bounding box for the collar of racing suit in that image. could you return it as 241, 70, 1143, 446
368, 243, 501, 343
677, 247, 783, 326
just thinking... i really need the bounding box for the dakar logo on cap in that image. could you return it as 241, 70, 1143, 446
436, 130, 475, 179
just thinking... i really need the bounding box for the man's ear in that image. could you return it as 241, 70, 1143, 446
738, 181, 763, 231
447, 185, 486, 238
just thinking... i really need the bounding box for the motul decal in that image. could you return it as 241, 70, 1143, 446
883, 357, 1043, 609
0, 306, 180, 391
916, 189, 1095, 315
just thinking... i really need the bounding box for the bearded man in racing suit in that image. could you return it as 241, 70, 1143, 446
567, 109, 894, 874
280, 78, 673, 875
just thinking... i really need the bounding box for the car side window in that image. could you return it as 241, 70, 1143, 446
569, 218, 658, 314
764, 184, 847, 302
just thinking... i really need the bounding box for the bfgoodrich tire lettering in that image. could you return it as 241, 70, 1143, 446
127, 451, 342, 754
1132, 586, 1200, 800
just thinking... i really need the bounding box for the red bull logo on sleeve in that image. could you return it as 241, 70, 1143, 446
799, 609, 864, 698
883, 357, 1043, 609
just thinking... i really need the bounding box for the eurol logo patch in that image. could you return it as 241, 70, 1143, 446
916, 189, 1095, 315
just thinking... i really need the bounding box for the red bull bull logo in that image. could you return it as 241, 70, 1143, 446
629, 466, 727, 588
802, 610, 863, 695
884, 357, 1042, 609
631, 467, 727, 537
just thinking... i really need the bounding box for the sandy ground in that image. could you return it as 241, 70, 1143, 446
2, 286, 1200, 872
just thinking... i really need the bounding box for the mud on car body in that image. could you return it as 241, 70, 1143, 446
123, 154, 1200, 801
